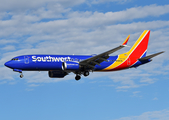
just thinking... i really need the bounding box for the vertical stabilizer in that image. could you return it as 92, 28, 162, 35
127, 30, 150, 60
102, 30, 151, 71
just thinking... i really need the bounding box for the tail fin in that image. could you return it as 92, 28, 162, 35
127, 30, 150, 59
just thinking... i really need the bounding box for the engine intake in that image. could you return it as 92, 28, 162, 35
62, 61, 80, 70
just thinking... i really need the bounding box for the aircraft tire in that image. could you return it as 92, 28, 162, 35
83, 71, 89, 76
20, 74, 23, 78
75, 75, 81, 81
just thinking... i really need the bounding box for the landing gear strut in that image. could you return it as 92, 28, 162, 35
75, 75, 81, 81
20, 73, 23, 78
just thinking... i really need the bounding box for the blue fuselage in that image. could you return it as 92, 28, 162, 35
5, 55, 119, 71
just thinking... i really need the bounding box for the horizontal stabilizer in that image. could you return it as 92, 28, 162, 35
138, 51, 165, 61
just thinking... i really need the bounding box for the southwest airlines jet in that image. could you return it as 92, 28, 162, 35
4, 30, 164, 80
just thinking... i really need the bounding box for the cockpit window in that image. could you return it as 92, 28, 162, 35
11, 58, 19, 61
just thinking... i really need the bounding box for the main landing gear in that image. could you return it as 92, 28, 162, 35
83, 71, 89, 77
75, 75, 81, 80
75, 71, 90, 81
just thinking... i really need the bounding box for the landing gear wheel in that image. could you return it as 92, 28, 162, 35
83, 71, 89, 77
20, 74, 23, 78
75, 75, 81, 81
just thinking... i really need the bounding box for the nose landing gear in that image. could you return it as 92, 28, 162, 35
13, 69, 23, 78
20, 73, 23, 78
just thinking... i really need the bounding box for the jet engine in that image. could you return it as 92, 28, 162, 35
62, 61, 80, 70
48, 71, 68, 78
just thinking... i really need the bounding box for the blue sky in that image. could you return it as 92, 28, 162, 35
0, 0, 169, 120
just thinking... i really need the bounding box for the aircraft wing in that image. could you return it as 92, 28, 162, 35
79, 35, 130, 68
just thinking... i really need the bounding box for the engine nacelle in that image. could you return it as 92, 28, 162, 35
62, 61, 80, 70
48, 71, 68, 78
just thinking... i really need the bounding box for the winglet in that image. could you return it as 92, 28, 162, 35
122, 35, 130, 45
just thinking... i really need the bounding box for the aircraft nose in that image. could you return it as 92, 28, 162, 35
4, 61, 12, 68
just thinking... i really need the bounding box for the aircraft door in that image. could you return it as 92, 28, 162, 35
24, 56, 29, 64
127, 58, 130, 66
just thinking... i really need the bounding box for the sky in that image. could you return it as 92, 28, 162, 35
0, 0, 169, 120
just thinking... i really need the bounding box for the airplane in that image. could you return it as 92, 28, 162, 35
4, 30, 164, 80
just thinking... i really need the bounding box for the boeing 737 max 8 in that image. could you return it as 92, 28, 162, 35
4, 30, 164, 80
